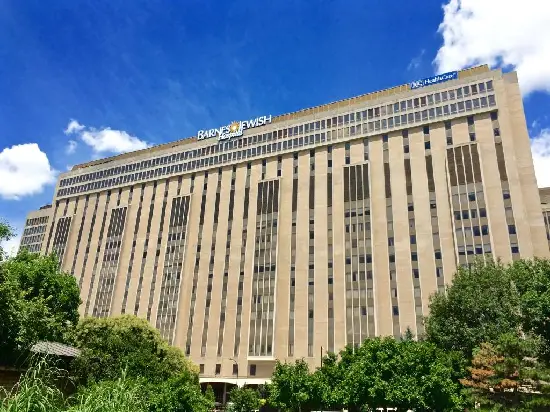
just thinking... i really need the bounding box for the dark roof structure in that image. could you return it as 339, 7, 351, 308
30, 341, 81, 358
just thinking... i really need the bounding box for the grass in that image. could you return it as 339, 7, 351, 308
1, 360, 148, 412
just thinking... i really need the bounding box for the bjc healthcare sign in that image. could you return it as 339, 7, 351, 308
410, 71, 458, 90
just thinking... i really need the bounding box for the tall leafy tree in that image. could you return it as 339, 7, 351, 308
0, 220, 14, 261
310, 352, 347, 410
509, 259, 550, 359
461, 333, 550, 410
227, 387, 261, 412
341, 337, 465, 411
424, 260, 522, 358
146, 368, 214, 412
0, 249, 81, 364
267, 359, 315, 412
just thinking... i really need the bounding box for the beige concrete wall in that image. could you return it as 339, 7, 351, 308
387, 131, 416, 335
408, 128, 437, 316
369, 136, 393, 336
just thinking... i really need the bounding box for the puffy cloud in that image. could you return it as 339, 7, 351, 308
434, 0, 550, 95
65, 119, 148, 154
0, 143, 57, 200
66, 140, 78, 154
531, 128, 550, 188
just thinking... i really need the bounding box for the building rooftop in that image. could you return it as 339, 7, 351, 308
70, 65, 491, 172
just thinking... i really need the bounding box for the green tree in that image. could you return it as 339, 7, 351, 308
310, 351, 347, 410
509, 259, 550, 359
204, 384, 215, 406
70, 315, 197, 385
267, 359, 314, 412
0, 219, 15, 261
227, 387, 261, 412
0, 249, 81, 364
341, 337, 465, 411
461, 333, 550, 410
147, 369, 214, 412
424, 260, 522, 358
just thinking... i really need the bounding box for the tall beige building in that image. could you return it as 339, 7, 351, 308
19, 65, 550, 390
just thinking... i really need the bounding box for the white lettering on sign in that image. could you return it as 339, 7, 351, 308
197, 115, 272, 142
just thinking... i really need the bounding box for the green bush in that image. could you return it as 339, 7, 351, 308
70, 315, 196, 385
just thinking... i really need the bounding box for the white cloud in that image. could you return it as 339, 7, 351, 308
66, 140, 78, 154
0, 143, 57, 200
64, 119, 85, 135
531, 128, 550, 188
434, 0, 550, 95
64, 119, 148, 154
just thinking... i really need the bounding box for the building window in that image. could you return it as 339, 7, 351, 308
508, 225, 517, 235
233, 364, 238, 375
215, 364, 221, 375
199, 364, 204, 374
413, 269, 419, 279
250, 364, 257, 376
392, 306, 399, 316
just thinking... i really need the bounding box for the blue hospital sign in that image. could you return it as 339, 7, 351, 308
410, 71, 458, 90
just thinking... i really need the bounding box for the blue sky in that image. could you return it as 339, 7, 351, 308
1, 0, 550, 252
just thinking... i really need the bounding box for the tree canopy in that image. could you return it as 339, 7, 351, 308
0, 249, 81, 364
268, 359, 316, 412
424, 259, 522, 358
268, 339, 465, 411
0, 220, 14, 261
509, 259, 550, 359
227, 386, 261, 412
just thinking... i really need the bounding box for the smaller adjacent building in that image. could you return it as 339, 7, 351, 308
540, 187, 550, 251
18, 205, 51, 253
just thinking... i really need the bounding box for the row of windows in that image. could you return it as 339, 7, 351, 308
23, 224, 47, 236
25, 216, 48, 227
59, 79, 495, 190
20, 233, 45, 246
57, 95, 497, 199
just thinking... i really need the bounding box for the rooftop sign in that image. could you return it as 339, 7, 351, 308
410, 71, 458, 90
197, 115, 272, 142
